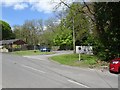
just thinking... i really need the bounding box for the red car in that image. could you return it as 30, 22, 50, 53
109, 58, 120, 73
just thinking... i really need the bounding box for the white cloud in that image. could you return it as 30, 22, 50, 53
1, 0, 73, 13
30, 0, 58, 13
14, 3, 28, 10
1, 0, 25, 7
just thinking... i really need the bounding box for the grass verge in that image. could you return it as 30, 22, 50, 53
11, 50, 55, 56
50, 54, 108, 68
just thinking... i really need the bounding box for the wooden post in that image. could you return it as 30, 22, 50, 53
72, 15, 76, 53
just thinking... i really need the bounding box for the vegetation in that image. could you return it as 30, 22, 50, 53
64, 3, 90, 48
56, 1, 120, 61
13, 19, 44, 45
11, 50, 55, 56
93, 2, 120, 61
53, 27, 73, 50
50, 54, 106, 68
12, 2, 119, 62
0, 20, 15, 40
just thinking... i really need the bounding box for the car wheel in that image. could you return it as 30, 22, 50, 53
119, 67, 120, 73
109, 70, 113, 73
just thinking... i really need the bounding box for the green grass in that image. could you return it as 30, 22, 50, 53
50, 54, 100, 68
11, 50, 55, 56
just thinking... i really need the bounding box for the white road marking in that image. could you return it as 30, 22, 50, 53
68, 79, 90, 88
21, 65, 46, 73
89, 68, 95, 71
23, 56, 44, 61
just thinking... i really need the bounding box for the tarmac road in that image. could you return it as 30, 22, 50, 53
2, 51, 119, 88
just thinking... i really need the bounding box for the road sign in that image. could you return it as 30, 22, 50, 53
76, 46, 93, 55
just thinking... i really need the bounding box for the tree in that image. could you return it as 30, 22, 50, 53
53, 26, 73, 50
0, 20, 15, 40
39, 30, 54, 47
57, 1, 120, 61
44, 17, 59, 33
13, 25, 22, 39
93, 2, 120, 60
13, 19, 44, 45
61, 3, 90, 52
38, 18, 60, 47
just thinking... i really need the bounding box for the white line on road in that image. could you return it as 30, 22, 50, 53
68, 80, 90, 88
21, 65, 46, 73
23, 56, 44, 60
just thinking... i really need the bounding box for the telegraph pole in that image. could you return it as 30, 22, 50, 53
72, 13, 76, 53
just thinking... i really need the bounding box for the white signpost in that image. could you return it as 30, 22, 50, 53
76, 46, 93, 61
76, 46, 93, 54
78, 47, 81, 61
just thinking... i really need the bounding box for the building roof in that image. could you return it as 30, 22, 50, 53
0, 39, 26, 45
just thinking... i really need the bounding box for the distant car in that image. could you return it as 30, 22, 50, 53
40, 47, 51, 52
109, 58, 120, 73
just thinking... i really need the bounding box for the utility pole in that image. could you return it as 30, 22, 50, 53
61, 7, 64, 31
60, 1, 76, 53
72, 2, 77, 54
72, 13, 76, 53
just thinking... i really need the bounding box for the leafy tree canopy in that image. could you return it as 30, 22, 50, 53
0, 20, 15, 40
93, 2, 120, 60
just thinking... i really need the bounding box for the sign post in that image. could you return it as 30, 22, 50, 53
78, 47, 81, 61
79, 53, 81, 61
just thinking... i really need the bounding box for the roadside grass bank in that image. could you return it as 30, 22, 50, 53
11, 50, 55, 56
50, 54, 109, 68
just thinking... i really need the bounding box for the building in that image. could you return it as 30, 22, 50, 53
0, 39, 27, 52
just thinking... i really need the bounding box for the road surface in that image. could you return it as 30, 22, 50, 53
2, 51, 119, 88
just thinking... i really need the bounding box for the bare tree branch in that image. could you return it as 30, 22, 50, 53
60, 0, 71, 9
59, 0, 95, 22
83, 0, 95, 16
